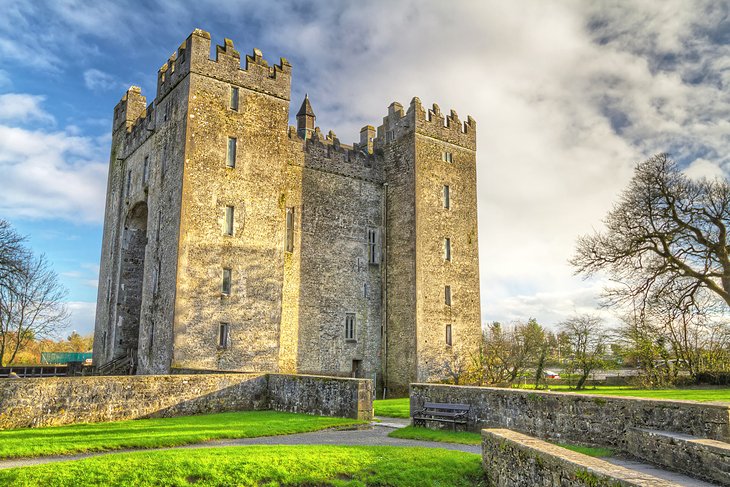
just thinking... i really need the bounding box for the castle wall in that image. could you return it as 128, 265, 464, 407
413, 101, 481, 382
283, 138, 383, 380
171, 32, 291, 372
93, 76, 188, 374
380, 104, 418, 396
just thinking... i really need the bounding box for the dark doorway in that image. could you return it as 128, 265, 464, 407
115, 202, 148, 358
351, 359, 362, 378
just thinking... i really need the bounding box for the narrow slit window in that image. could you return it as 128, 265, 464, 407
368, 228, 379, 264
444, 238, 451, 261
445, 285, 451, 306
442, 151, 453, 163
285, 207, 294, 252
230, 86, 239, 111
364, 283, 369, 298
221, 268, 232, 295
218, 322, 229, 348
227, 137, 237, 167
445, 324, 452, 346
225, 206, 234, 236
143, 156, 149, 184
126, 170, 132, 196
443, 185, 450, 209
345, 313, 356, 341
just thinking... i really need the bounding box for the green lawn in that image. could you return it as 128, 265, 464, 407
522, 385, 730, 402
388, 426, 481, 445
0, 410, 363, 459
0, 445, 485, 487
374, 398, 410, 418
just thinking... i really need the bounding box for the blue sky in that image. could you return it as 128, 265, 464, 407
1, 1, 729, 336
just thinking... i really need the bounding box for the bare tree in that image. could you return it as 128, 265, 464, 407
571, 153, 730, 314
0, 219, 27, 283
560, 314, 608, 390
0, 253, 69, 366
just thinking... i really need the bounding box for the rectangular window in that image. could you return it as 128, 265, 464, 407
345, 313, 356, 341
386, 130, 395, 142
227, 137, 237, 167
126, 170, 132, 196
446, 324, 452, 346
221, 268, 232, 295
218, 322, 229, 348
442, 151, 453, 163
364, 283, 369, 298
230, 86, 239, 111
368, 228, 379, 264
443, 185, 450, 209
445, 285, 451, 306
225, 206, 234, 236
444, 238, 451, 261
143, 156, 149, 184
285, 207, 294, 252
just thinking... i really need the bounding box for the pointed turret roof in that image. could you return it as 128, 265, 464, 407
296, 94, 315, 117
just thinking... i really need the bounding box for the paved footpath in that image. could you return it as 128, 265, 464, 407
0, 417, 479, 471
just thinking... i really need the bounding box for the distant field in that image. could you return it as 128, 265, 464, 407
0, 410, 363, 459
519, 385, 730, 402
0, 445, 485, 487
374, 398, 410, 418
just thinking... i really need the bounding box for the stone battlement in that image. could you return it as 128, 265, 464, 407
288, 126, 382, 183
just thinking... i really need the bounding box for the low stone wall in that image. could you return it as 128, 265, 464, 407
625, 428, 730, 486
410, 383, 730, 445
268, 374, 373, 420
0, 373, 373, 430
482, 428, 681, 487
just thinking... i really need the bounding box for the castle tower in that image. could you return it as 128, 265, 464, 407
296, 94, 315, 139
377, 98, 481, 396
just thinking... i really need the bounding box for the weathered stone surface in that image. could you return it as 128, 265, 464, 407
93, 29, 482, 394
268, 374, 373, 421
0, 373, 372, 429
411, 384, 730, 443
625, 428, 730, 486
482, 428, 682, 487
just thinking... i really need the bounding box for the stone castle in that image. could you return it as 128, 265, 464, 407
93, 29, 481, 396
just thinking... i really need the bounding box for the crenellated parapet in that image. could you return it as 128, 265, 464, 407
113, 86, 147, 133
373, 97, 476, 151
288, 126, 382, 183
183, 29, 292, 101
411, 97, 476, 150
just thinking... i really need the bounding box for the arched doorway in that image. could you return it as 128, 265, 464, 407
115, 202, 148, 358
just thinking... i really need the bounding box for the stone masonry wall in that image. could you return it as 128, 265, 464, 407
0, 373, 372, 430
411, 384, 730, 444
482, 429, 681, 487
625, 427, 730, 486
268, 374, 374, 420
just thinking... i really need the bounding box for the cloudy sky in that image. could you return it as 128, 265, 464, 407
1, 1, 729, 336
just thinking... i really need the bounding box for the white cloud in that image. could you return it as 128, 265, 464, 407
0, 122, 107, 222
83, 68, 120, 91
0, 93, 55, 124
66, 301, 96, 336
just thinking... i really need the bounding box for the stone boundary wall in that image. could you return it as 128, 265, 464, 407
268, 374, 373, 421
410, 383, 730, 445
625, 428, 730, 486
481, 428, 681, 487
0, 373, 372, 430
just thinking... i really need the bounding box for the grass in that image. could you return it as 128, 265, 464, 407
0, 410, 363, 459
519, 385, 730, 402
556, 443, 614, 458
388, 425, 481, 445
374, 398, 410, 418
0, 445, 485, 487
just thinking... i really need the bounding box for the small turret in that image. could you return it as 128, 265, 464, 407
296, 94, 315, 139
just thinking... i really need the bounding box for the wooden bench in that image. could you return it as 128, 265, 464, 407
413, 402, 470, 431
